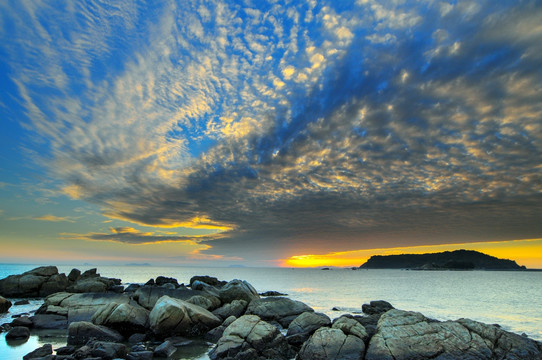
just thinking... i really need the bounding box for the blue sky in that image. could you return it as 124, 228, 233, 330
1, 0, 541, 266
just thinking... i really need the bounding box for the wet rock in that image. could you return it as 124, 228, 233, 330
23, 344, 53, 360
218, 279, 260, 303
362, 300, 394, 315
246, 297, 313, 327
0, 295, 12, 313
154, 340, 177, 358
297, 327, 365, 360
67, 321, 124, 345
55, 345, 76, 355
209, 315, 294, 360
11, 316, 33, 328
39, 273, 69, 297
30, 314, 68, 329
89, 340, 128, 360
92, 302, 150, 335
287, 312, 331, 337
149, 295, 221, 338
14, 299, 30, 305
212, 299, 248, 320
127, 351, 154, 360
6, 326, 30, 340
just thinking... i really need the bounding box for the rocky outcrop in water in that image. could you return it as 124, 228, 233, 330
0, 266, 541, 360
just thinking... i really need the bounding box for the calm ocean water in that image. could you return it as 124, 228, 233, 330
1, 264, 541, 359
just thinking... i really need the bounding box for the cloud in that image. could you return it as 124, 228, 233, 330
9, 215, 77, 222
62, 226, 224, 245
3, 1, 542, 262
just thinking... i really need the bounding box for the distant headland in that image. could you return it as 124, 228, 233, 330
359, 249, 527, 270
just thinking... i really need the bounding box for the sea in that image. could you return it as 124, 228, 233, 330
1, 264, 541, 359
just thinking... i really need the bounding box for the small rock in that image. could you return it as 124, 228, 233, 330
12, 316, 33, 328
6, 326, 30, 340
55, 345, 76, 355
89, 340, 127, 359
155, 276, 179, 287
362, 300, 394, 315
287, 311, 331, 337
68, 321, 124, 345
128, 333, 147, 344
212, 299, 247, 320
154, 340, 177, 358
218, 279, 260, 303
68, 268, 81, 282
23, 344, 53, 360
260, 290, 287, 296
14, 299, 30, 306
127, 351, 154, 360
0, 295, 13, 313
190, 275, 225, 288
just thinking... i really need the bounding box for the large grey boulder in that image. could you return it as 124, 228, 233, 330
6, 326, 31, 340
209, 315, 294, 360
92, 302, 150, 335
246, 297, 314, 327
187, 294, 221, 311
287, 312, 331, 337
365, 309, 542, 360
133, 286, 206, 309
297, 327, 365, 360
0, 272, 49, 297
69, 278, 107, 293
149, 295, 221, 337
219, 279, 260, 303
40, 273, 69, 297
38, 292, 135, 324
0, 295, 11, 313
332, 316, 369, 343
212, 299, 248, 320
192, 280, 221, 297
67, 321, 124, 345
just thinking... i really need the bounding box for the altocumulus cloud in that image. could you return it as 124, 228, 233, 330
1, 0, 541, 261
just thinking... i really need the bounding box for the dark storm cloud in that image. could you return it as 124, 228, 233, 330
6, 1, 542, 259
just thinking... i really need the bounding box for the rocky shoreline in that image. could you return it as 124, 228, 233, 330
1, 266, 541, 359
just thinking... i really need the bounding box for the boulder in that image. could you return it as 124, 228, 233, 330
30, 314, 68, 329
246, 297, 314, 327
70, 278, 107, 293
0, 295, 11, 313
365, 309, 542, 360
332, 316, 369, 343
67, 321, 124, 345
38, 292, 135, 323
260, 291, 287, 297
40, 273, 69, 297
92, 302, 150, 335
209, 315, 294, 360
187, 294, 221, 311
212, 299, 248, 320
23, 344, 53, 360
89, 340, 127, 359
191, 280, 221, 297
0, 273, 48, 297
155, 276, 179, 287
362, 300, 394, 315
80, 268, 98, 279
12, 316, 33, 328
67, 268, 81, 282
297, 327, 365, 360
6, 326, 30, 340
190, 275, 225, 287
26, 266, 59, 277
287, 312, 331, 337
149, 295, 221, 337
219, 279, 260, 303
127, 351, 154, 360
133, 286, 205, 309
153, 340, 177, 358
206, 315, 238, 343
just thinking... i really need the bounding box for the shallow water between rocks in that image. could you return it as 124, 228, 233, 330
1, 264, 541, 359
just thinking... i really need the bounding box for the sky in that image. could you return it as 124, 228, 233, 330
0, 0, 541, 268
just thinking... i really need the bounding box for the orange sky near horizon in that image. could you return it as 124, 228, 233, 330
282, 238, 542, 269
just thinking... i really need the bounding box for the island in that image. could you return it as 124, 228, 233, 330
359, 249, 527, 270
